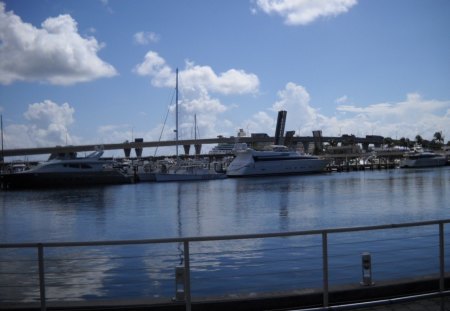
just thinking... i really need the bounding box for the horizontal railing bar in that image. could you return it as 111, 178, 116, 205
1, 219, 449, 249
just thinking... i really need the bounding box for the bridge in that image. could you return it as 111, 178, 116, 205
1, 134, 386, 158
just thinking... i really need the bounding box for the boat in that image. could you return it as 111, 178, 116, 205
208, 142, 236, 156
136, 161, 158, 182
209, 129, 247, 156
226, 145, 329, 177
399, 146, 446, 168
154, 159, 227, 182
0, 149, 134, 189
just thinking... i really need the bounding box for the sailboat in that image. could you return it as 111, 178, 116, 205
153, 69, 226, 182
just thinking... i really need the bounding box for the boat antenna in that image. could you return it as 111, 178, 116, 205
175, 68, 179, 158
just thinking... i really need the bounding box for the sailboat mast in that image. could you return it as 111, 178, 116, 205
194, 114, 197, 140
1, 114, 3, 163
175, 68, 179, 157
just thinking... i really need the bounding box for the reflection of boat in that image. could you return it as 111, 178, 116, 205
0, 150, 134, 189
226, 145, 328, 177
154, 160, 226, 182
399, 146, 446, 168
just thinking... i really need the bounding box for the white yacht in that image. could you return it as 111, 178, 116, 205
0, 150, 134, 189
226, 145, 328, 177
399, 147, 446, 168
208, 142, 236, 155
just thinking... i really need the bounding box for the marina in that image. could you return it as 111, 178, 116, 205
1, 1, 449, 309
2, 109, 448, 189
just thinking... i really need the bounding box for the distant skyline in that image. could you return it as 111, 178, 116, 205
1, 0, 449, 158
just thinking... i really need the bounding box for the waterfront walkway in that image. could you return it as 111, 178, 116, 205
1, 219, 449, 311
351, 297, 449, 310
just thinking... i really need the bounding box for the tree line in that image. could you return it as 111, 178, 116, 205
383, 131, 447, 150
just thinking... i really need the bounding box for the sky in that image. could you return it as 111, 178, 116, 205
1, 0, 449, 158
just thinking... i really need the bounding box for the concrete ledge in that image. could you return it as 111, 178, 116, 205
1, 275, 449, 311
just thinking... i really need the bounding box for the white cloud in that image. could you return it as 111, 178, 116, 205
4, 90, 449, 156
133, 51, 173, 87
0, 3, 117, 85
134, 50, 260, 141
133, 31, 160, 45
335, 93, 450, 138
335, 95, 348, 104
134, 51, 260, 95
3, 100, 80, 149
254, 0, 357, 25
246, 83, 450, 141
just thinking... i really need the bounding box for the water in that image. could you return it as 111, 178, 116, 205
1, 167, 449, 302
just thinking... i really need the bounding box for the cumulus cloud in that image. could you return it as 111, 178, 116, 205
133, 31, 160, 45
246, 83, 450, 141
3, 100, 80, 149
335, 93, 450, 138
134, 51, 173, 87
0, 2, 117, 85
254, 0, 357, 25
134, 51, 259, 95
134, 50, 259, 140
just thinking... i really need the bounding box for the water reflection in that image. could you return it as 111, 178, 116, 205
1, 167, 449, 302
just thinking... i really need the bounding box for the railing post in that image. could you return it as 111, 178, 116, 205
183, 241, 192, 311
38, 243, 46, 311
439, 223, 445, 311
322, 232, 329, 307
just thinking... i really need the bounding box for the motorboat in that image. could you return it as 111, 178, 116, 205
399, 146, 446, 168
154, 159, 226, 182
0, 150, 134, 189
226, 145, 328, 177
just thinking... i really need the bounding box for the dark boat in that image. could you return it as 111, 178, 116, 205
1, 150, 134, 189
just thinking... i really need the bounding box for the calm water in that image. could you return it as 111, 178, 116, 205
1, 167, 449, 302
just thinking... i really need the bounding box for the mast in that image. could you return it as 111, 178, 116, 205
175, 68, 179, 157
1, 114, 3, 163
194, 114, 197, 140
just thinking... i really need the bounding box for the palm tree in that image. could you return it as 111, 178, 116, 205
415, 135, 423, 145
383, 137, 394, 148
433, 131, 444, 144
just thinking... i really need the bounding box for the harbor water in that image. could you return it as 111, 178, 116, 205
1, 167, 449, 302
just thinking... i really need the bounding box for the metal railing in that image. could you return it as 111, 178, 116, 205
1, 219, 449, 311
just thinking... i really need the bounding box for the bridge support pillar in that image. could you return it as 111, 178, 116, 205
183, 145, 191, 155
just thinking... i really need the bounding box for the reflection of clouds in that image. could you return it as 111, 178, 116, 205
141, 244, 180, 298
0, 249, 39, 303
44, 248, 117, 301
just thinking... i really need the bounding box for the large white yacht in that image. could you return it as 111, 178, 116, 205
0, 150, 134, 189
399, 146, 446, 168
226, 145, 328, 177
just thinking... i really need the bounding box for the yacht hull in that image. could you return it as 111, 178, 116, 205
1, 171, 134, 189
226, 148, 328, 177
399, 157, 447, 168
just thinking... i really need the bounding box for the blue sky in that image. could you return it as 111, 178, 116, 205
1, 0, 449, 157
